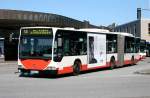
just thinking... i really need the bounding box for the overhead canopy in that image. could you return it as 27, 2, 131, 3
0, 9, 98, 30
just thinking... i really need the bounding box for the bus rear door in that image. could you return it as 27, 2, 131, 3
87, 33, 106, 68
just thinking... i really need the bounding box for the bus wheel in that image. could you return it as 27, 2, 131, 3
73, 61, 81, 76
110, 57, 116, 69
131, 56, 135, 65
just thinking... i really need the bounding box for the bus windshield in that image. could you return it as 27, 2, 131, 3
19, 28, 53, 59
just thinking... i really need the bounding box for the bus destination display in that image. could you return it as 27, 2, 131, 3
22, 29, 52, 35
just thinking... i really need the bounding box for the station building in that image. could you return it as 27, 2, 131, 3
0, 9, 100, 61
114, 19, 150, 42
114, 8, 150, 42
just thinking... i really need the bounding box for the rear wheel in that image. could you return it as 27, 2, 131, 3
131, 56, 135, 65
73, 61, 81, 76
110, 57, 116, 69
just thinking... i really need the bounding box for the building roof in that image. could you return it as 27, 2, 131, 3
0, 9, 99, 29
115, 18, 150, 28
115, 20, 140, 28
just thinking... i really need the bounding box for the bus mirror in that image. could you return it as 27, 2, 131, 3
58, 38, 62, 47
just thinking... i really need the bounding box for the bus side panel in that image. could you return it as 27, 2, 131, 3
134, 53, 141, 63
106, 54, 118, 66
124, 53, 135, 65
57, 55, 87, 74
87, 33, 107, 68
139, 53, 146, 60
117, 35, 124, 67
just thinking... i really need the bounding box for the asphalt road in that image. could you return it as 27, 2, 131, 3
0, 58, 150, 98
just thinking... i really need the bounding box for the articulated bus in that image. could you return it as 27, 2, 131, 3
18, 27, 140, 75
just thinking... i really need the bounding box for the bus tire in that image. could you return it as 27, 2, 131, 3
131, 56, 135, 65
73, 60, 81, 76
110, 57, 116, 69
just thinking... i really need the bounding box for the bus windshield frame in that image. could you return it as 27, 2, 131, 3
19, 28, 53, 60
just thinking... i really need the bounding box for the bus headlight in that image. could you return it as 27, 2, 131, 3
18, 65, 23, 68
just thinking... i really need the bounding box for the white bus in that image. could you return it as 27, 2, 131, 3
18, 27, 139, 75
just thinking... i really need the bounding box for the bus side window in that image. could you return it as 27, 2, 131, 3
106, 34, 117, 54
54, 30, 87, 62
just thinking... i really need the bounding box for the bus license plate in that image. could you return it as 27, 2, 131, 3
31, 71, 38, 74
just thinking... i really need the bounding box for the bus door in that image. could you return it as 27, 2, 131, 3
87, 33, 106, 68
117, 35, 125, 67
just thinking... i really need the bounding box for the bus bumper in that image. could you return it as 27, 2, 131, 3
18, 68, 58, 75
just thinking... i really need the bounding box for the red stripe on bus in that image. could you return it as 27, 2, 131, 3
21, 59, 50, 70
134, 59, 139, 63
57, 64, 108, 75
58, 66, 73, 74
124, 60, 131, 65
141, 56, 146, 60
106, 61, 119, 67
58, 64, 88, 74
124, 59, 139, 65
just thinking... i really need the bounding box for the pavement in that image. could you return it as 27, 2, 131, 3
0, 57, 150, 98
135, 69, 150, 75
134, 58, 150, 75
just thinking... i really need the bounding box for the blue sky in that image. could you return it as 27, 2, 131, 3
0, 0, 148, 26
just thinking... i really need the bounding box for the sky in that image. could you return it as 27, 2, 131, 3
0, 0, 148, 26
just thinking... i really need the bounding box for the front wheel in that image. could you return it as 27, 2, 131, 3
73, 61, 81, 76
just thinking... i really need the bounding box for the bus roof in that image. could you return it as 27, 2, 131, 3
79, 28, 110, 33
20, 27, 134, 37
111, 32, 134, 37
